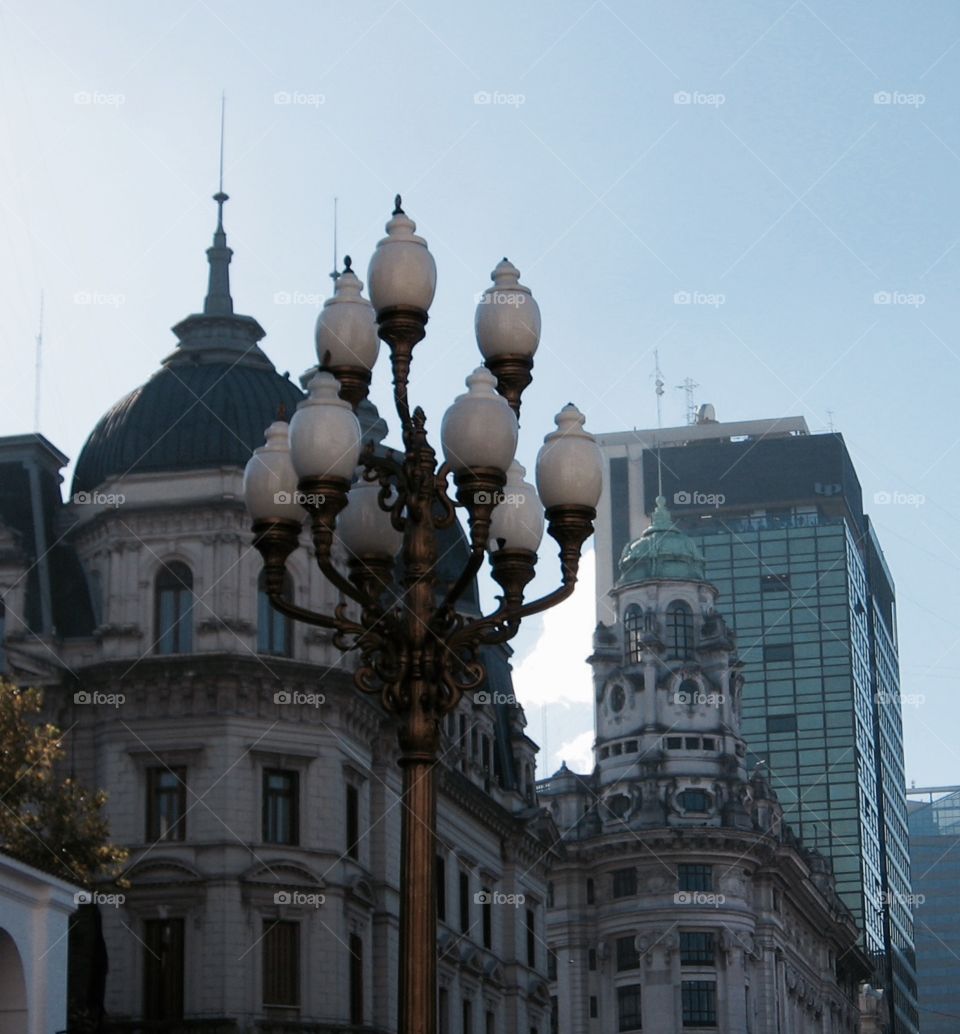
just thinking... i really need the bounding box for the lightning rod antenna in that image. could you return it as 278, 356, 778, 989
33, 290, 44, 433
218, 92, 225, 195
653, 348, 665, 499
331, 197, 340, 282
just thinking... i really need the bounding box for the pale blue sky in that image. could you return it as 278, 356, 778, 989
1, 0, 958, 785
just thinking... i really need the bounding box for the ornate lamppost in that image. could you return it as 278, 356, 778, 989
243, 197, 602, 1034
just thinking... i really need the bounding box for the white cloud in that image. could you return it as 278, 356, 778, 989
511, 548, 596, 708
554, 728, 595, 774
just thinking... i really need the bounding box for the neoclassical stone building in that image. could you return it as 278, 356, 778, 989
0, 197, 555, 1032
538, 498, 873, 1033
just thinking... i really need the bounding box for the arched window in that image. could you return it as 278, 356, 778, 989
155, 562, 194, 654
623, 604, 643, 663
666, 600, 694, 659
258, 571, 292, 657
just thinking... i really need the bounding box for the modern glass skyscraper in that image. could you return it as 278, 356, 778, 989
594, 414, 919, 1034
907, 786, 960, 1033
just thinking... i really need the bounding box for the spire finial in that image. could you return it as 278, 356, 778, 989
393, 194, 404, 215
204, 94, 234, 316
330, 196, 340, 282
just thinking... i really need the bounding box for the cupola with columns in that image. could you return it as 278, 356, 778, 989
589, 495, 753, 830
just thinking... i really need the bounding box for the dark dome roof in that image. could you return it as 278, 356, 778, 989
73, 358, 304, 494
72, 196, 307, 496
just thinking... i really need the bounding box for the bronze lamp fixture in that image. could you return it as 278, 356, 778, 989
244, 196, 602, 1034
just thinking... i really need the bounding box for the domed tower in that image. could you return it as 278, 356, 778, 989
590, 495, 750, 830
540, 497, 871, 1034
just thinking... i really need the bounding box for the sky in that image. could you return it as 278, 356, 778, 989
1, 0, 959, 786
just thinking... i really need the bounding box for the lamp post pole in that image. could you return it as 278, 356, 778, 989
245, 197, 602, 1034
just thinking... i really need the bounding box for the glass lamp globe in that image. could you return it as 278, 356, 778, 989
474, 258, 541, 360
366, 197, 437, 314
488, 461, 544, 552
337, 481, 402, 559
315, 258, 380, 371
244, 421, 305, 522
440, 367, 518, 474
535, 403, 603, 509
288, 373, 362, 482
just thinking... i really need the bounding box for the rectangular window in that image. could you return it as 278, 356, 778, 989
590, 995, 598, 1018
588, 948, 597, 971
681, 980, 717, 1026
349, 933, 363, 1024
262, 920, 299, 1011
263, 770, 299, 845
763, 642, 795, 663
586, 878, 595, 904
437, 855, 446, 922
460, 871, 471, 934
677, 864, 713, 892
551, 995, 559, 1034
761, 573, 791, 592
666, 736, 683, 750
612, 867, 637, 898
679, 932, 716, 965
146, 767, 186, 842
486, 1010, 495, 1034
346, 783, 359, 859
143, 918, 184, 1020
439, 988, 449, 1034
767, 714, 798, 734
617, 983, 642, 1031
482, 889, 492, 949
526, 908, 536, 967
547, 948, 558, 981
463, 999, 472, 1034
616, 935, 640, 971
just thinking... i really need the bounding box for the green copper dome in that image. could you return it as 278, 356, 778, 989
617, 496, 706, 585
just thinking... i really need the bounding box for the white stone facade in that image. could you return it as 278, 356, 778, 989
0, 851, 79, 1034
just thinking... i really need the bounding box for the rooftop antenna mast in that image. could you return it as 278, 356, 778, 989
218, 91, 225, 196
676, 376, 699, 425
33, 290, 44, 433
653, 348, 665, 499
331, 197, 340, 282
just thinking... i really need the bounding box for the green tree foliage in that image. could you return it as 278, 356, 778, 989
0, 678, 126, 886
